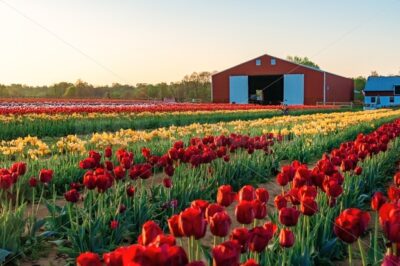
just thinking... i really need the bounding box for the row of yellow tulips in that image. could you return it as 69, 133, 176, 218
0, 109, 398, 160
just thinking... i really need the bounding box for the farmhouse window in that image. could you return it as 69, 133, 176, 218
390, 96, 394, 103
371, 97, 376, 103
395, 85, 400, 95
256, 59, 261, 66
271, 58, 276, 65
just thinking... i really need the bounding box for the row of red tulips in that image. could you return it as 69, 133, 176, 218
0, 100, 336, 115
75, 133, 279, 194
73, 119, 400, 265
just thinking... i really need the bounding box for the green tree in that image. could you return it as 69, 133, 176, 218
286, 56, 320, 69
353, 76, 366, 101
370, 71, 379, 77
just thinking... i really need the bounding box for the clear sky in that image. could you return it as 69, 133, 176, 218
0, 0, 399, 86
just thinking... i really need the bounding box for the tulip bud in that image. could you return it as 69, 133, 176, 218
64, 189, 80, 203
235, 200, 255, 225
274, 195, 287, 210
279, 228, 295, 248
255, 187, 269, 203
371, 191, 387, 211
279, 207, 300, 227
209, 211, 231, 237
76, 252, 101, 266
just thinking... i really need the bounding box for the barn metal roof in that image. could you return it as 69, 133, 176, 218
212, 53, 351, 80
364, 76, 400, 91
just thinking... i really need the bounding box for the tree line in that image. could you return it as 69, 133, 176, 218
0, 71, 214, 102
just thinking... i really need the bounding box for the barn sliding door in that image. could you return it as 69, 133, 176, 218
229, 76, 249, 104
283, 74, 304, 105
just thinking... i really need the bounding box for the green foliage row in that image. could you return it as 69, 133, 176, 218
0, 108, 348, 140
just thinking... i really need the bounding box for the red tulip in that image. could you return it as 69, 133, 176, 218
105, 161, 114, 171
0, 174, 12, 190
371, 191, 387, 211
83, 171, 96, 190
238, 185, 255, 201
89, 150, 101, 163
255, 187, 269, 203
379, 203, 398, 226
249, 226, 273, 252
212, 240, 241, 266
104, 146, 112, 158
274, 195, 287, 210
381, 207, 400, 243
79, 158, 96, 169
322, 176, 343, 198
163, 177, 172, 188
165, 246, 188, 265
235, 200, 255, 225
217, 185, 236, 207
103, 247, 125, 266
191, 199, 209, 214
279, 228, 295, 248
394, 172, 400, 187
279, 207, 300, 227
281, 165, 295, 182
276, 173, 289, 187
300, 197, 318, 216
388, 185, 400, 202
205, 203, 225, 221
241, 259, 260, 266
209, 211, 231, 237
76, 252, 102, 266
151, 234, 176, 247
263, 221, 278, 237
229, 227, 250, 253
252, 199, 267, 220
168, 214, 183, 237
164, 165, 175, 177
381, 255, 400, 266
340, 159, 353, 172
122, 244, 187, 266
334, 208, 370, 243
64, 189, 80, 203
223, 155, 230, 162
126, 185, 135, 197
95, 174, 113, 192
39, 169, 53, 183
142, 147, 151, 159
110, 220, 119, 230
121, 156, 133, 169
293, 167, 311, 188
138, 221, 163, 246
354, 166, 362, 175
298, 185, 317, 200
286, 187, 301, 205
178, 207, 207, 239
28, 177, 38, 187
10, 162, 27, 176
113, 166, 125, 180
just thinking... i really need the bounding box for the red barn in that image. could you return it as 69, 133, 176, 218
211, 54, 354, 105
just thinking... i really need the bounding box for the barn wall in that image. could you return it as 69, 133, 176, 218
212, 54, 324, 104
325, 73, 354, 103
212, 54, 353, 105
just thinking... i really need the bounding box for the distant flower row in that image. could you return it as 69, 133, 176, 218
0, 99, 336, 115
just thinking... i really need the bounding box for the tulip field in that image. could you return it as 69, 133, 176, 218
2, 102, 400, 266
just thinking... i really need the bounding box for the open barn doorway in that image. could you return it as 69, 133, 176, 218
248, 75, 284, 105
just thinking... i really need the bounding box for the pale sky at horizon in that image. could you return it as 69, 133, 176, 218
0, 0, 399, 86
